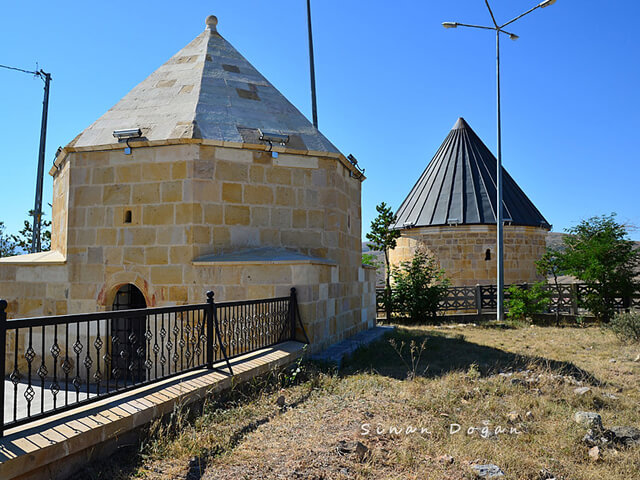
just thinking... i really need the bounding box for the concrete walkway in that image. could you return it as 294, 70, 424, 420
4, 381, 97, 426
311, 325, 395, 366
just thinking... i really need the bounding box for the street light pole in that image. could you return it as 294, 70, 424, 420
495, 29, 505, 322
443, 0, 557, 321
306, 0, 319, 129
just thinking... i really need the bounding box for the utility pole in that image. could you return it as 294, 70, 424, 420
0, 64, 52, 253
32, 70, 51, 253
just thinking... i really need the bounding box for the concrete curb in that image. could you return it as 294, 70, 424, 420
310, 325, 395, 367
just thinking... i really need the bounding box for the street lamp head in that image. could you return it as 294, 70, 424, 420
442, 22, 458, 29
539, 0, 557, 8
509, 33, 519, 41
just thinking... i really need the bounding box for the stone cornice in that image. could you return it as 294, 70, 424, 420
50, 139, 365, 181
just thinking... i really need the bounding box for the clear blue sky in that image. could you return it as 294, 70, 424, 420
1, 0, 638, 240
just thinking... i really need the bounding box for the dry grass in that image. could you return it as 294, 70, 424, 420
72, 323, 640, 480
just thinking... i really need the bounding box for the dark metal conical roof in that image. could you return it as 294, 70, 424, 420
393, 118, 549, 229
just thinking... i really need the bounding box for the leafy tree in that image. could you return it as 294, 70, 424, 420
536, 249, 564, 325
362, 253, 378, 267
0, 221, 18, 257
558, 213, 639, 322
505, 282, 552, 324
366, 202, 401, 321
391, 248, 449, 324
11, 210, 52, 253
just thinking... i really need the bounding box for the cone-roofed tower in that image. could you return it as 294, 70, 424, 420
393, 117, 548, 229
70, 15, 339, 154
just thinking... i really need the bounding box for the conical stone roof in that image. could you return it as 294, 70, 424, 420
393, 117, 549, 229
71, 15, 339, 154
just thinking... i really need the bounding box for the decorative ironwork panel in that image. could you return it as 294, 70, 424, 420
0, 291, 301, 437
480, 285, 498, 310
545, 284, 573, 314
439, 286, 476, 311
1, 302, 210, 433
375, 288, 386, 315
215, 297, 291, 360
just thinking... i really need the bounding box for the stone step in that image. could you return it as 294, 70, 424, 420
310, 325, 395, 366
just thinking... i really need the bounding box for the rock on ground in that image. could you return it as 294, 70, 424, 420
506, 411, 521, 423
470, 464, 505, 478
336, 441, 369, 461
609, 426, 640, 447
573, 411, 603, 430
538, 468, 558, 479
437, 454, 454, 464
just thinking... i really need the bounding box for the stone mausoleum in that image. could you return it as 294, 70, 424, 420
390, 117, 550, 286
0, 15, 376, 351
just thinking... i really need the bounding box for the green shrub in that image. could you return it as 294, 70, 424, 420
506, 282, 552, 323
610, 312, 640, 343
556, 214, 639, 322
391, 249, 449, 324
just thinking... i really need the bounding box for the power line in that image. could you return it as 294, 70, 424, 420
0, 61, 52, 253
0, 63, 39, 76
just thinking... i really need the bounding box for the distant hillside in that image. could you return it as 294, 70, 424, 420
545, 232, 568, 250
361, 243, 385, 287
546, 231, 640, 250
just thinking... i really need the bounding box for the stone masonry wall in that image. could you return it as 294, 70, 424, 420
0, 142, 375, 358
390, 224, 549, 286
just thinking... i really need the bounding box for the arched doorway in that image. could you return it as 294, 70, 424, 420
111, 284, 147, 383
112, 284, 147, 310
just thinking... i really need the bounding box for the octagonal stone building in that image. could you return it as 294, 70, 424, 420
390, 117, 550, 286
0, 16, 376, 351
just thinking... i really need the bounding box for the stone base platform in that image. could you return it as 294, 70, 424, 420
311, 326, 395, 366
0, 341, 306, 480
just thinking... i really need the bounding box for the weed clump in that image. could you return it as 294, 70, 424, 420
389, 338, 428, 380
610, 311, 640, 343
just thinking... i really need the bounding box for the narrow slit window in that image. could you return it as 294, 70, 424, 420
485, 248, 491, 261
124, 210, 132, 224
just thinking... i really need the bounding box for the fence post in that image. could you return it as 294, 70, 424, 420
0, 299, 7, 438
475, 284, 483, 315
571, 284, 579, 316
207, 291, 233, 375
206, 291, 214, 369
622, 294, 631, 314
290, 288, 297, 341
289, 288, 310, 344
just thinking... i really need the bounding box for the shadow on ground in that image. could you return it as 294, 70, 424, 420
68, 444, 145, 480
66, 365, 317, 480
338, 327, 603, 386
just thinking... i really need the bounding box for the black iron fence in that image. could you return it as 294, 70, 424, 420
376, 284, 640, 316
0, 289, 307, 437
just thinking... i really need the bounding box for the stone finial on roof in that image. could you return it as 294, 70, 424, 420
205, 15, 218, 31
